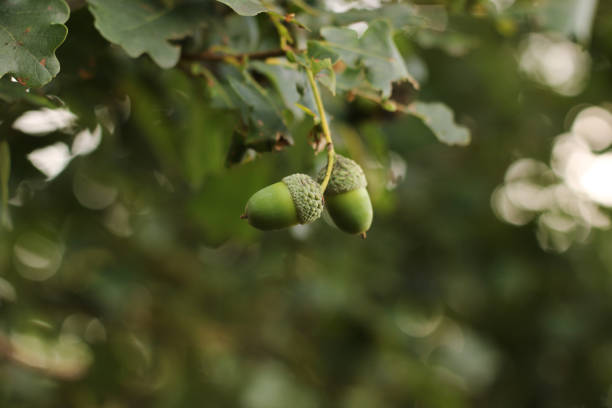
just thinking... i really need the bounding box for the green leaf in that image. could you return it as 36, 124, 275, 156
87, 0, 209, 68
250, 61, 304, 116
307, 40, 339, 63
217, 0, 269, 16
0, 0, 69, 87
311, 58, 336, 96
536, 0, 597, 44
411, 102, 471, 146
165, 71, 234, 189
315, 19, 418, 97
190, 65, 234, 109
318, 27, 359, 64
228, 75, 286, 138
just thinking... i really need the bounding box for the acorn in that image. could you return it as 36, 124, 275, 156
318, 155, 373, 237
242, 173, 323, 230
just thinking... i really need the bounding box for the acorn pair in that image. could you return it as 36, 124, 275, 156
242, 155, 373, 236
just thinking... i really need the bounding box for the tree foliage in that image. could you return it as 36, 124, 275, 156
1, 0, 612, 407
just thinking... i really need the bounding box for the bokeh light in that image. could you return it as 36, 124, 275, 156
13, 231, 65, 281
493, 105, 612, 251
519, 33, 590, 96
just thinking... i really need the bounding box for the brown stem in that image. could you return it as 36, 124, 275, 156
182, 49, 288, 62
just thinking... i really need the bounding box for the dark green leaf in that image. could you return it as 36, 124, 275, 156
227, 75, 287, 143
87, 0, 209, 68
0, 0, 69, 87
216, 0, 269, 16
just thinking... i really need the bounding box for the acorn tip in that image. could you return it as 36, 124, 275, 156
359, 232, 367, 240
240, 213, 248, 220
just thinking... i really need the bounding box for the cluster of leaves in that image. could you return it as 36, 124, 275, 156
1, 0, 469, 167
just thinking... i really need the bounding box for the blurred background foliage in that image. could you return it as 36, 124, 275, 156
1, 0, 612, 407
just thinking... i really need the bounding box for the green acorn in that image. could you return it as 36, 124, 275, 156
318, 155, 373, 237
242, 173, 323, 230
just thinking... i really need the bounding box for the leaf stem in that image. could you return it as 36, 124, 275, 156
306, 66, 335, 193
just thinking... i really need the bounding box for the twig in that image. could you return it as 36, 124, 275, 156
181, 49, 287, 62
306, 66, 335, 193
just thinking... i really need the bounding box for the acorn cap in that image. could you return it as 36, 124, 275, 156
317, 154, 367, 195
282, 173, 324, 224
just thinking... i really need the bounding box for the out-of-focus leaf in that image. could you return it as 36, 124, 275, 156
334, 66, 365, 91
413, 29, 479, 57
167, 71, 235, 188
536, 0, 598, 44
122, 78, 181, 173
190, 65, 235, 109
0, 0, 69, 87
312, 19, 418, 97
0, 78, 59, 108
12, 107, 77, 136
333, 4, 447, 31
216, 0, 269, 16
27, 142, 73, 180
227, 75, 287, 142
87, 0, 209, 68
410, 102, 470, 146
123, 69, 234, 187
206, 14, 260, 54
189, 159, 270, 245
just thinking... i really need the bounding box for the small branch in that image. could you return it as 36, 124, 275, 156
306, 66, 335, 193
181, 49, 287, 62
